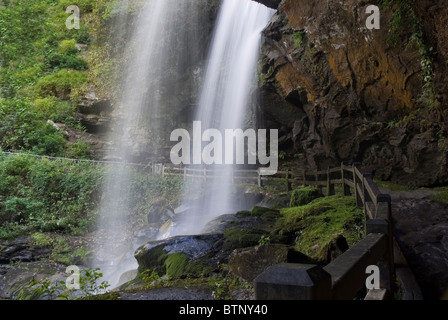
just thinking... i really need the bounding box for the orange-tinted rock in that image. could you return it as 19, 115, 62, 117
257, 0, 448, 187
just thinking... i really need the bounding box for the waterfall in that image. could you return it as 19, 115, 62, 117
93, 0, 207, 289
93, 0, 274, 288
163, 0, 275, 237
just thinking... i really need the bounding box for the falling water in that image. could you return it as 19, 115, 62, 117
93, 0, 208, 288
164, 0, 275, 237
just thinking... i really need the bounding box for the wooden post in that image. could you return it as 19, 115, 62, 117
286, 171, 291, 192
377, 194, 395, 298
341, 162, 350, 196
257, 168, 262, 187
255, 263, 332, 300
315, 172, 323, 193
353, 162, 362, 207
326, 167, 335, 196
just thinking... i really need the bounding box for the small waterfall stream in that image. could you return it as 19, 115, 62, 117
93, 0, 274, 288
93, 0, 206, 288
162, 0, 274, 238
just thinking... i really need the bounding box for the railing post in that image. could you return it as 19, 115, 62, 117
254, 263, 332, 300
257, 168, 262, 187
341, 162, 350, 196
285, 171, 291, 192
352, 162, 362, 207
362, 173, 373, 206
377, 194, 395, 298
183, 167, 187, 179
326, 167, 335, 196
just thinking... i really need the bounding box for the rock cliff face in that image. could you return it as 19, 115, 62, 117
256, 0, 448, 187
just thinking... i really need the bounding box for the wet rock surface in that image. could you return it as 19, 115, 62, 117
390, 190, 448, 300
0, 237, 51, 264
0, 261, 67, 300
135, 233, 225, 274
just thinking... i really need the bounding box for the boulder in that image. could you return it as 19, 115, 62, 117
134, 233, 224, 279
0, 237, 51, 264
0, 261, 67, 300
290, 186, 323, 207
76, 92, 112, 134
319, 234, 349, 264
147, 199, 174, 224
228, 244, 312, 282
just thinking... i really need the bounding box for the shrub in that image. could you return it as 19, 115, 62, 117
32, 97, 76, 124
0, 154, 104, 237
34, 69, 88, 99
24, 124, 67, 156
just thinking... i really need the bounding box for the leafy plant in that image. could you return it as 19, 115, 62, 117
17, 267, 110, 300
380, 0, 437, 109
258, 234, 271, 246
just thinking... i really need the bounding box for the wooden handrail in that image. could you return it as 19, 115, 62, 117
254, 162, 395, 300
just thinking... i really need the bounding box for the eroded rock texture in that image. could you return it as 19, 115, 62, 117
256, 0, 448, 187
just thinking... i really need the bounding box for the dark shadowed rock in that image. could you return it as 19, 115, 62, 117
228, 244, 313, 282
392, 196, 448, 300
134, 233, 224, 278
0, 237, 51, 264
251, 0, 281, 9
319, 234, 349, 264
77, 92, 112, 134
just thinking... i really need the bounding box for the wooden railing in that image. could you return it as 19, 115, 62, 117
161, 164, 304, 190
254, 162, 396, 300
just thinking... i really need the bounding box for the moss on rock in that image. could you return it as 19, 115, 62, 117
223, 228, 267, 249
289, 186, 323, 207
165, 253, 189, 279
275, 195, 364, 262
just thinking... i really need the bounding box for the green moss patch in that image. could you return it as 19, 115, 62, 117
137, 248, 214, 280
429, 187, 448, 204
165, 253, 189, 279
275, 195, 364, 261
223, 228, 267, 249
289, 186, 323, 207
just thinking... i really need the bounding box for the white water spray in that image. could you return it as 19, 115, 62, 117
164, 0, 275, 237
93, 0, 206, 289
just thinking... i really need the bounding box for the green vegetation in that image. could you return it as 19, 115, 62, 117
0, 153, 104, 237
292, 30, 305, 49
223, 206, 284, 249
0, 152, 185, 239
274, 195, 364, 262
0, 0, 120, 157
428, 187, 448, 205
210, 270, 252, 300
16, 267, 111, 300
289, 186, 323, 207
380, 0, 437, 110
374, 179, 413, 191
